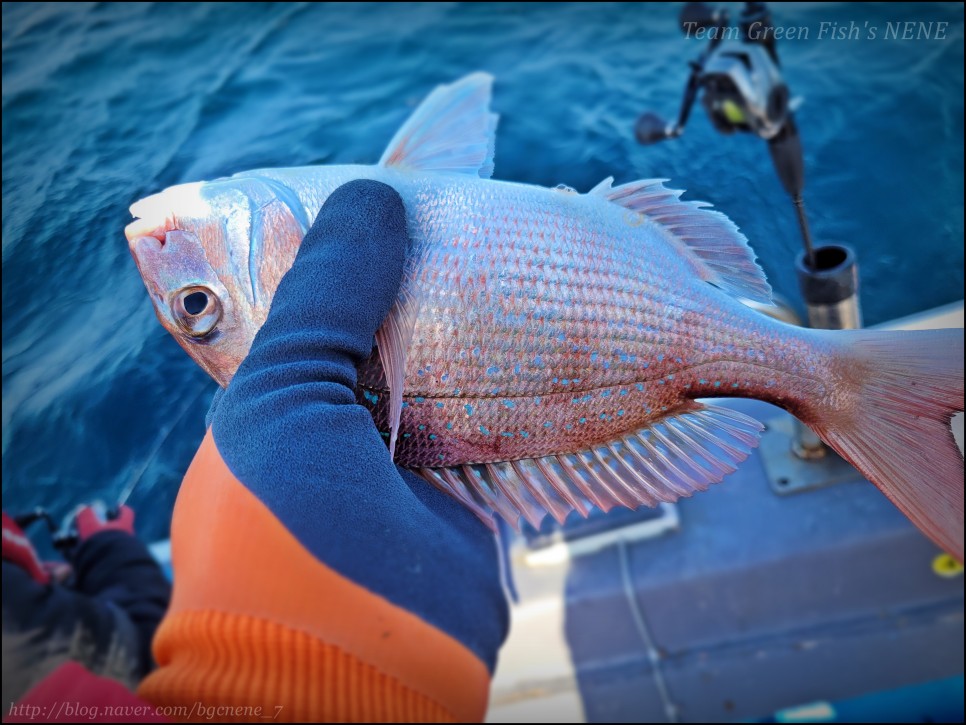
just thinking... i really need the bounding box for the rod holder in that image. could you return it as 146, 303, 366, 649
796, 244, 862, 330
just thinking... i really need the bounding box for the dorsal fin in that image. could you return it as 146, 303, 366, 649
589, 177, 773, 304
418, 403, 764, 530
379, 73, 498, 178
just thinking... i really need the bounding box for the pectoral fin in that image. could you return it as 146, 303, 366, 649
374, 289, 420, 461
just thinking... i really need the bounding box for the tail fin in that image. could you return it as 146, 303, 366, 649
813, 328, 964, 561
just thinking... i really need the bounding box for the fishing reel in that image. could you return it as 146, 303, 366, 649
636, 2, 817, 272
14, 506, 81, 551
699, 42, 788, 140
636, 2, 790, 144
13, 501, 121, 554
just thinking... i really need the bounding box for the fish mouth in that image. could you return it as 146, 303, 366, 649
128, 234, 164, 260
126, 191, 174, 250
125, 218, 166, 250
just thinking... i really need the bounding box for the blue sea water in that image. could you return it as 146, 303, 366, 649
2, 3, 963, 543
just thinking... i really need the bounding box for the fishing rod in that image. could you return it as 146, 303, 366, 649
635, 2, 862, 463
114, 383, 212, 510
15, 383, 212, 551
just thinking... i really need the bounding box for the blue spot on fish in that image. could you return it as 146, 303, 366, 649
436, 402, 444, 409
590, 352, 599, 362
503, 400, 515, 409
465, 404, 474, 416
480, 426, 491, 436
617, 409, 625, 416
579, 417, 586, 424
714, 381, 721, 388
514, 364, 521, 375
429, 434, 437, 440
418, 424, 426, 430
544, 421, 553, 428
601, 390, 611, 398
534, 355, 543, 366
520, 431, 529, 438
636, 383, 645, 391
415, 396, 425, 403
446, 422, 453, 430
472, 346, 481, 357
487, 365, 500, 376
657, 354, 664, 362
501, 432, 514, 438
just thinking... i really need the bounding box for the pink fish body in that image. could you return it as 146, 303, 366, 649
127, 74, 964, 559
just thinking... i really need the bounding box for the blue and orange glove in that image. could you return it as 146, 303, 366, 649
139, 180, 508, 722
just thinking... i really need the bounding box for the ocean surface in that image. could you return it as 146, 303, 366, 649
2, 2, 963, 544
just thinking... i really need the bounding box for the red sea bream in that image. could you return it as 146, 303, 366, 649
126, 74, 964, 559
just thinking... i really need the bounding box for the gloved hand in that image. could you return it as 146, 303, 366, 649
141, 180, 508, 722
75, 505, 135, 541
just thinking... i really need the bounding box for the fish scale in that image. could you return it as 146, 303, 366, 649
341, 172, 800, 470
127, 73, 963, 558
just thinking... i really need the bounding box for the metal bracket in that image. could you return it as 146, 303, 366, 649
759, 413, 863, 495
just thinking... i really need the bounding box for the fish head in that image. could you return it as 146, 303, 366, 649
126, 176, 304, 386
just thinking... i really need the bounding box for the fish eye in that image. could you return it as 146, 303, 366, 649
183, 291, 208, 315
172, 286, 222, 338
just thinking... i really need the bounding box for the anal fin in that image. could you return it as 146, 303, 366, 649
419, 403, 763, 530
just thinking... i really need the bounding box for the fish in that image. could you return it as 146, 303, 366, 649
127, 73, 964, 559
